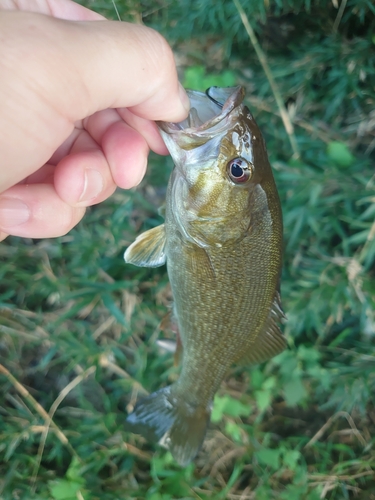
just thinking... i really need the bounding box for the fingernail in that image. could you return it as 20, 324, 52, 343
0, 198, 30, 227
79, 169, 104, 203
178, 82, 190, 114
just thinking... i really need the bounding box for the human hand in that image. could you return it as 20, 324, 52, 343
0, 0, 189, 241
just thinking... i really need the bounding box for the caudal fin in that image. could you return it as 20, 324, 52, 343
124, 386, 211, 466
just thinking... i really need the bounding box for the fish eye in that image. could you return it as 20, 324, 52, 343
227, 157, 252, 183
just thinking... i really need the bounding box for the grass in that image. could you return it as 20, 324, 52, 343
1, 1, 375, 499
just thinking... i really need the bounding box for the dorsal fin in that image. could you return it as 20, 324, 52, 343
238, 292, 287, 365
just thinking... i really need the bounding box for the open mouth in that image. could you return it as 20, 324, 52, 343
159, 86, 244, 135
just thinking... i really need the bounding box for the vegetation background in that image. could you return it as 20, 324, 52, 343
1, 0, 375, 498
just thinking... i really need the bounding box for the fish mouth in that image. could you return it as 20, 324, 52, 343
158, 86, 245, 148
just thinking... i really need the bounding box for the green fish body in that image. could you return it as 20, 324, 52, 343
124, 86, 286, 466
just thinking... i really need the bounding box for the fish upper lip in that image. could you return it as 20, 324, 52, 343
157, 86, 245, 139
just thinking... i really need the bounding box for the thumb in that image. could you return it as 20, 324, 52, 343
56, 16, 190, 121
1, 11, 190, 121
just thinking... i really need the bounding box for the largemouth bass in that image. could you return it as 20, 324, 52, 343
124, 86, 286, 466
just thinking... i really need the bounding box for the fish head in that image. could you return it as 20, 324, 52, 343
158, 86, 274, 248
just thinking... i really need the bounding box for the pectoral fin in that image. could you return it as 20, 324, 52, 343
185, 245, 216, 282
124, 224, 166, 267
239, 292, 287, 365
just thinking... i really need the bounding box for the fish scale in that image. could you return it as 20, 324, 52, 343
124, 85, 286, 466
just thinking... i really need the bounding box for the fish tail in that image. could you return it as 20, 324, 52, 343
125, 385, 210, 466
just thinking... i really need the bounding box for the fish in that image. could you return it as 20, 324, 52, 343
124, 85, 286, 466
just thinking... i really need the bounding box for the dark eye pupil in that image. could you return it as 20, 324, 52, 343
227, 157, 252, 183
231, 162, 244, 178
